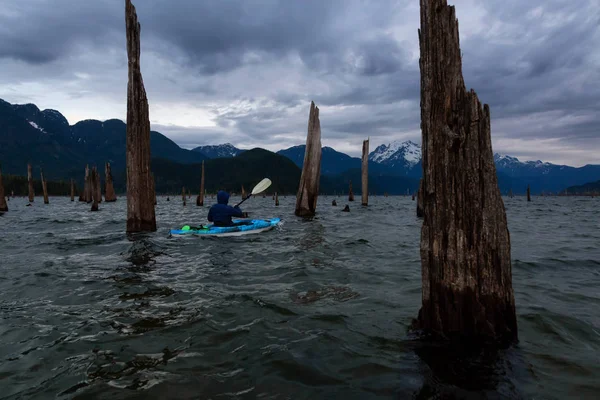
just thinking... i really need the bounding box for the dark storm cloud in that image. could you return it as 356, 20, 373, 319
0, 0, 598, 165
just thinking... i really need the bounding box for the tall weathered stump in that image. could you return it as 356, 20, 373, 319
197, 161, 205, 206
361, 139, 369, 206
182, 187, 186, 206
526, 185, 531, 202
40, 169, 49, 204
83, 164, 92, 203
125, 0, 156, 232
27, 164, 34, 202
294, 101, 322, 217
414, 0, 517, 344
275, 192, 279, 206
105, 162, 117, 202
70, 179, 75, 201
0, 165, 7, 212
91, 167, 99, 211
241, 185, 247, 200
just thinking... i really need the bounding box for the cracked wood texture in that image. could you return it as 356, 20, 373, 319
295, 101, 322, 217
417, 179, 424, 218
361, 139, 369, 206
27, 164, 34, 202
197, 161, 205, 206
0, 165, 7, 212
415, 0, 517, 344
105, 162, 117, 202
125, 0, 156, 232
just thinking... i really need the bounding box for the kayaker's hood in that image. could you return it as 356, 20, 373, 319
217, 190, 229, 204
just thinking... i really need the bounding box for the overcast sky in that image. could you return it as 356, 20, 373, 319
0, 0, 598, 166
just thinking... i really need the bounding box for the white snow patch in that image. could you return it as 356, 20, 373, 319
370, 140, 422, 167
28, 120, 46, 133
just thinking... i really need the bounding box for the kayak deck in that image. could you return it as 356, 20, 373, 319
170, 218, 281, 237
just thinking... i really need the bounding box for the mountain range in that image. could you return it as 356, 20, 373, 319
1, 98, 598, 195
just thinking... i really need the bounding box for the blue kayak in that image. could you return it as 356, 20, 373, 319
170, 218, 281, 237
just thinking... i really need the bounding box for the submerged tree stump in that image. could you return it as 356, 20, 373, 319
27, 163, 34, 203
241, 185, 247, 200
70, 179, 75, 201
295, 101, 322, 217
83, 164, 92, 203
0, 165, 7, 212
182, 187, 186, 206
417, 179, 424, 218
361, 139, 369, 206
125, 0, 156, 232
40, 168, 49, 204
105, 162, 117, 202
91, 167, 99, 211
197, 161, 205, 206
526, 185, 531, 202
275, 192, 279, 206
348, 181, 354, 202
414, 0, 517, 344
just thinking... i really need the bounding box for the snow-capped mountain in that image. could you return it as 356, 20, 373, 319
494, 153, 556, 176
368, 140, 422, 176
192, 143, 243, 159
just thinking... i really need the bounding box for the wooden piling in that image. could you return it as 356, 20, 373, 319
27, 163, 34, 202
294, 101, 322, 217
414, 0, 517, 343
275, 192, 279, 206
91, 167, 99, 211
104, 162, 117, 202
361, 139, 369, 206
197, 161, 205, 206
348, 181, 354, 202
125, 0, 156, 232
241, 185, 247, 199
70, 179, 75, 201
527, 185, 531, 202
0, 165, 7, 212
83, 164, 92, 203
182, 187, 186, 206
40, 168, 49, 204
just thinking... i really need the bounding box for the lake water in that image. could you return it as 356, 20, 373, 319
0, 195, 599, 399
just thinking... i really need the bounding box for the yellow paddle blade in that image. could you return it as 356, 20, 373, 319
251, 178, 272, 195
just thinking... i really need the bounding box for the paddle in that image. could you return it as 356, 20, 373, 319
235, 178, 272, 208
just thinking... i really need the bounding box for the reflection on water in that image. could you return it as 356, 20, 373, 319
0, 195, 599, 399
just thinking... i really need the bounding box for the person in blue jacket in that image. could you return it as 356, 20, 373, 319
208, 190, 245, 226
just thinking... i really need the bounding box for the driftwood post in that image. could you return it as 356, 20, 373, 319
105, 162, 117, 202
241, 185, 247, 199
70, 179, 75, 201
361, 139, 369, 206
526, 185, 531, 202
348, 181, 354, 202
416, 179, 424, 218
294, 101, 322, 217
91, 167, 99, 211
27, 163, 34, 202
182, 187, 186, 206
83, 164, 92, 203
414, 0, 517, 343
40, 168, 49, 204
125, 0, 156, 232
197, 161, 205, 206
275, 192, 279, 206
0, 165, 7, 212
